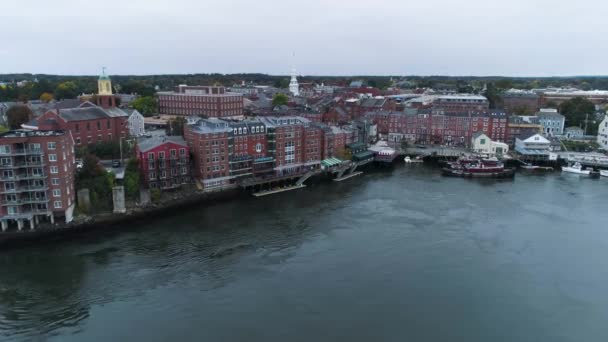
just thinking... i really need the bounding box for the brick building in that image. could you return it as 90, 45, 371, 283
136, 136, 190, 190
0, 129, 76, 231
33, 102, 129, 146
185, 116, 328, 192
432, 95, 489, 114
158, 85, 244, 118
501, 90, 540, 114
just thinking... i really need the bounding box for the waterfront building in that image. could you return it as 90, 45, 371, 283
157, 85, 244, 118
471, 131, 509, 156
515, 133, 553, 161
597, 115, 608, 150
33, 101, 129, 146
501, 89, 539, 114
135, 135, 190, 190
536, 109, 565, 136
126, 109, 145, 136
564, 126, 585, 140
507, 116, 543, 147
185, 116, 328, 192
0, 129, 76, 230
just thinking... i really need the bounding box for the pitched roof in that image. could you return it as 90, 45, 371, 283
472, 131, 488, 139
57, 102, 128, 121
137, 135, 188, 152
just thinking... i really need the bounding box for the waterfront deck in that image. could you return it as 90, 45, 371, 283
252, 184, 306, 197
333, 171, 363, 182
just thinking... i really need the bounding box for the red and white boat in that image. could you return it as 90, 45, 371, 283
443, 157, 515, 178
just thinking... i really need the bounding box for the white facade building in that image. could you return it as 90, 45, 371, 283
472, 132, 509, 156
126, 109, 145, 136
597, 116, 608, 150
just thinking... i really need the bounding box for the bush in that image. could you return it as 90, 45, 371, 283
151, 188, 161, 203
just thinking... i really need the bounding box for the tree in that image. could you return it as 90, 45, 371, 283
559, 97, 596, 132
124, 158, 140, 200
39, 92, 54, 102
6, 104, 32, 129
272, 93, 289, 107
131, 96, 158, 116
483, 82, 503, 109
54, 81, 79, 99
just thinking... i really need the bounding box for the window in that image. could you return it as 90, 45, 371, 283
76, 137, 81, 145
0, 145, 10, 154
75, 124, 80, 133
87, 122, 91, 131
4, 182, 15, 191
149, 171, 156, 179
160, 170, 166, 179
181, 166, 187, 175
87, 137, 92, 144
107, 120, 111, 129
170, 149, 176, 157
53, 189, 61, 197
52, 178, 60, 185
159, 151, 165, 159
2, 170, 13, 178
54, 201, 62, 209
6, 194, 17, 202
47, 142, 56, 150
179, 148, 186, 156
8, 206, 17, 215
97, 121, 101, 130
50, 166, 58, 174
49, 154, 57, 162
0, 157, 11, 166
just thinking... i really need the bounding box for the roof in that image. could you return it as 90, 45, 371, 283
0, 129, 67, 138
565, 126, 584, 131
472, 131, 488, 140
57, 102, 128, 121
536, 111, 564, 120
137, 135, 188, 152
321, 157, 343, 167
514, 146, 549, 156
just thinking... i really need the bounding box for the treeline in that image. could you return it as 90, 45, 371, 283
3, 73, 608, 103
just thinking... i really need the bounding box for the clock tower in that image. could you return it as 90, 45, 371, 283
97, 67, 116, 108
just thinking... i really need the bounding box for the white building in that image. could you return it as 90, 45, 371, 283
126, 109, 145, 136
597, 115, 608, 150
471, 132, 509, 156
289, 68, 299, 96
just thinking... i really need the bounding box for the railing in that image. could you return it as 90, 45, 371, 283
1, 197, 49, 206
0, 185, 49, 194
0, 174, 46, 181
0, 149, 43, 156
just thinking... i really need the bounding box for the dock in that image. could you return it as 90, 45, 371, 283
252, 184, 306, 197
333, 171, 363, 182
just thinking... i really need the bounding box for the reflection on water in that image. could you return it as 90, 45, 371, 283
1, 167, 608, 342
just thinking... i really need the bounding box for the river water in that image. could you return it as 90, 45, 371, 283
1, 166, 608, 342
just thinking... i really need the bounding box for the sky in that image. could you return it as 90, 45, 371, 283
1, 0, 607, 76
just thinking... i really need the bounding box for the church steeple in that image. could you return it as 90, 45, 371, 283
96, 67, 116, 108
289, 67, 299, 96
98, 67, 113, 96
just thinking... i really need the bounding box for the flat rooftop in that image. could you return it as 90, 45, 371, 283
0, 129, 67, 138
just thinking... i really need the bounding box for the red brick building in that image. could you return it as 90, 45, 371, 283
432, 95, 489, 114
135, 136, 190, 190
33, 102, 129, 146
501, 90, 539, 114
0, 129, 76, 231
158, 85, 244, 118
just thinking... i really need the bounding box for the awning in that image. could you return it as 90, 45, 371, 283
321, 157, 343, 167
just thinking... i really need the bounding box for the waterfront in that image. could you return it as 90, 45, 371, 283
1, 166, 608, 342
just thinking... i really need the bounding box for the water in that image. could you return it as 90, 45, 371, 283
1, 166, 608, 342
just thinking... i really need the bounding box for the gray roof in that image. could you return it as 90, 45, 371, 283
137, 135, 188, 152
57, 102, 128, 121
472, 131, 487, 139
536, 111, 564, 119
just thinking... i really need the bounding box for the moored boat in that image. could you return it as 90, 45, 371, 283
520, 165, 554, 173
561, 162, 591, 175
442, 157, 515, 178
600, 170, 608, 177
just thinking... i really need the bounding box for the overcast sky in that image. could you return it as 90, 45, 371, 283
1, 0, 607, 76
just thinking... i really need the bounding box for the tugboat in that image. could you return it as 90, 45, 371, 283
442, 157, 515, 178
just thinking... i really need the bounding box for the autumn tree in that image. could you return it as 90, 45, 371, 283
39, 92, 54, 102
54, 81, 79, 99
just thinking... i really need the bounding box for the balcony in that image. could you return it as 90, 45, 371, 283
1, 197, 49, 206
1, 149, 43, 156
0, 185, 49, 194
0, 174, 46, 181
0, 160, 46, 169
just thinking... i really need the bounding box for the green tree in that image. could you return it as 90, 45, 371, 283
559, 97, 596, 132
54, 81, 79, 99
272, 93, 289, 107
6, 104, 33, 129
131, 96, 158, 116
483, 82, 503, 109
124, 158, 140, 200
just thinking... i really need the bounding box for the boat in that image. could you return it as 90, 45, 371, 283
561, 162, 591, 175
520, 164, 554, 173
404, 156, 424, 164
600, 170, 608, 177
442, 157, 515, 178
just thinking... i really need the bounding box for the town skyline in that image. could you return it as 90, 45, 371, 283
2, 0, 608, 76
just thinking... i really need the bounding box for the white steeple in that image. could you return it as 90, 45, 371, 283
289, 67, 299, 96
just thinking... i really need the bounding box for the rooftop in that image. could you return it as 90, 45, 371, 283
137, 135, 188, 152
0, 129, 67, 139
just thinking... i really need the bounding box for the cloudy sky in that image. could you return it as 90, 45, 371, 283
1, 0, 607, 76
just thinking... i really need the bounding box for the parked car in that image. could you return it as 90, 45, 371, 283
75, 159, 83, 170
112, 160, 122, 168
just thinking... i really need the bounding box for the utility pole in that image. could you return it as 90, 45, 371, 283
119, 137, 123, 166
584, 113, 589, 136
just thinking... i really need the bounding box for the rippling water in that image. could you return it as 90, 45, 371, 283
1, 166, 608, 341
